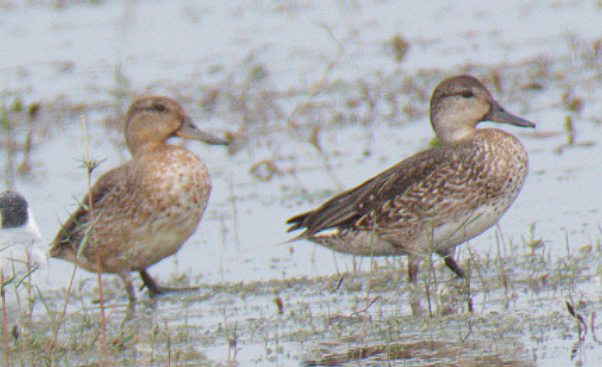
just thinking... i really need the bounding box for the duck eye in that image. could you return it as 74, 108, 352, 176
460, 90, 474, 98
153, 101, 167, 111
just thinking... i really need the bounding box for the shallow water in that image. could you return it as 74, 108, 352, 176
1, 0, 602, 366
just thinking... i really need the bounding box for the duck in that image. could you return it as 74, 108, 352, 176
49, 96, 228, 315
0, 190, 47, 310
286, 75, 534, 289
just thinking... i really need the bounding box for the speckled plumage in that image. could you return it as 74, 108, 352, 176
49, 96, 228, 313
287, 75, 534, 284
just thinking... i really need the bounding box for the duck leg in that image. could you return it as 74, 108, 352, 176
407, 255, 421, 284
138, 269, 200, 298
118, 272, 137, 320
139, 269, 162, 297
443, 256, 466, 278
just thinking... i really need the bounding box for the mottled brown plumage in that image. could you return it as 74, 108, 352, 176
287, 75, 534, 284
50, 96, 228, 315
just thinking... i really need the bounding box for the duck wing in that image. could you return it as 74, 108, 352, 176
286, 146, 457, 238
49, 166, 127, 257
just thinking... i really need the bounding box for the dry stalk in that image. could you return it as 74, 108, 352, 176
1, 275, 9, 367
80, 115, 109, 364
228, 172, 240, 253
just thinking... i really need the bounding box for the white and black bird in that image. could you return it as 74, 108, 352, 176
0, 190, 47, 310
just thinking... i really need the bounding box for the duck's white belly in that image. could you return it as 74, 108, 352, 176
428, 201, 509, 253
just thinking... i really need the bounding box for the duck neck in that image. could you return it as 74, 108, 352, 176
128, 140, 164, 157
431, 114, 477, 145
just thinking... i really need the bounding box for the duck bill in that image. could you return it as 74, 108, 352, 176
485, 101, 535, 128
176, 117, 229, 145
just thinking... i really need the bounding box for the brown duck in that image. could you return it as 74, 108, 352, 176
50, 96, 228, 314
287, 75, 534, 285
